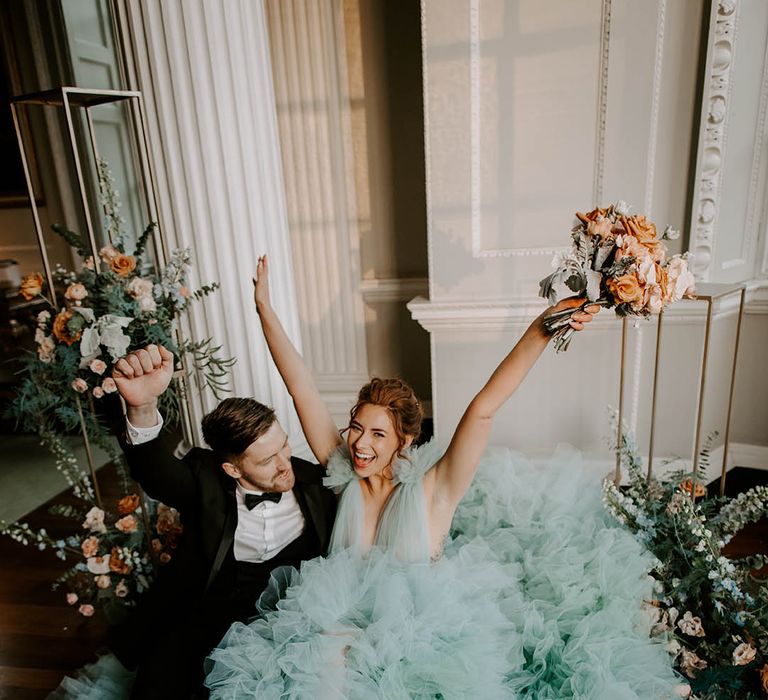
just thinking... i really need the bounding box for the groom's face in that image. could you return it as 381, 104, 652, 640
223, 420, 295, 492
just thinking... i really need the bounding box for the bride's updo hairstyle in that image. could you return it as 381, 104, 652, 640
347, 378, 423, 456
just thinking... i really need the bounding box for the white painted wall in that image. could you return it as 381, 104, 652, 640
416, 0, 768, 475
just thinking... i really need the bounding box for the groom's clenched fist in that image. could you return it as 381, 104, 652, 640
113, 345, 175, 425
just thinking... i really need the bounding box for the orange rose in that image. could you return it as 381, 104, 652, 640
655, 264, 668, 300
576, 207, 609, 224
606, 274, 644, 308
117, 494, 141, 515
621, 215, 658, 246
759, 664, 768, 693
110, 254, 136, 277
81, 536, 99, 558
19, 273, 44, 300
680, 479, 706, 499
52, 309, 82, 346
109, 547, 133, 574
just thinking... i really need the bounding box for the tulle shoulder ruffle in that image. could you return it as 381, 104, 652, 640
323, 438, 442, 493
208, 446, 684, 699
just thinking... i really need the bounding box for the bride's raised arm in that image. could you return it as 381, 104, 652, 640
432, 298, 598, 507
253, 255, 341, 465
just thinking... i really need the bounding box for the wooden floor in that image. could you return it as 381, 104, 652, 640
0, 465, 117, 700
1, 464, 766, 698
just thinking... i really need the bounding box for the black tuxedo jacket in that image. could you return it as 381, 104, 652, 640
110, 434, 337, 668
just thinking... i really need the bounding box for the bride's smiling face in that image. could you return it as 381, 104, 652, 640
346, 403, 409, 478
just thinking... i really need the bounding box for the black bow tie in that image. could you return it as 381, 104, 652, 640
244, 492, 282, 510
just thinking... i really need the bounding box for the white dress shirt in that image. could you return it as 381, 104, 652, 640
125, 414, 306, 562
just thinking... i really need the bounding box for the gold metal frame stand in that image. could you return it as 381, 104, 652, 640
615, 283, 746, 496
11, 87, 196, 494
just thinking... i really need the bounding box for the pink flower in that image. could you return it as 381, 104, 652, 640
71, 378, 89, 393
92, 386, 105, 399
89, 359, 107, 375
126, 277, 154, 300
138, 295, 157, 314
99, 245, 120, 262
86, 555, 110, 575
114, 580, 129, 598
38, 337, 55, 363
66, 592, 78, 605
78, 604, 95, 617
81, 536, 99, 557
102, 378, 117, 394
95, 574, 111, 589
115, 515, 138, 533
82, 506, 107, 534
64, 283, 88, 303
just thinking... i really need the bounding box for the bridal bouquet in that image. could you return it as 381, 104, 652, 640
539, 202, 695, 351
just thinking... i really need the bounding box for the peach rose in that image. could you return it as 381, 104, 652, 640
614, 235, 648, 264
72, 378, 88, 393
83, 256, 95, 270
81, 536, 99, 558
109, 547, 133, 575
109, 254, 136, 277
733, 642, 756, 666
576, 207, 609, 224
117, 494, 141, 515
621, 215, 658, 245
52, 309, 82, 346
102, 377, 117, 394
95, 574, 111, 589
587, 216, 613, 241
115, 514, 138, 533
159, 552, 172, 565
92, 386, 105, 399
89, 359, 107, 375
759, 664, 768, 693
20, 273, 44, 300
156, 505, 182, 536
606, 274, 644, 308
666, 256, 696, 303
115, 580, 129, 598
66, 592, 78, 605
78, 604, 95, 617
151, 538, 163, 554
679, 648, 707, 678
64, 283, 88, 303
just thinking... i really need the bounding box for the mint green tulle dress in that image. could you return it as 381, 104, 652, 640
205, 442, 683, 699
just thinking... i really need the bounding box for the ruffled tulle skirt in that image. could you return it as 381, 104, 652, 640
206, 447, 683, 699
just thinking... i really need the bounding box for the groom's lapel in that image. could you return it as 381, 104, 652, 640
205, 476, 237, 593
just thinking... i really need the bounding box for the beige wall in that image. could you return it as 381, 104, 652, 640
344, 0, 432, 404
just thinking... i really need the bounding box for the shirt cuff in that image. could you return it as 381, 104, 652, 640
125, 412, 164, 445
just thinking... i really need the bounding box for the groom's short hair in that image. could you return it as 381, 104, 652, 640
201, 397, 276, 460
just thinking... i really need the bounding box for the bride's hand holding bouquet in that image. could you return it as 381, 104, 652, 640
539, 202, 696, 352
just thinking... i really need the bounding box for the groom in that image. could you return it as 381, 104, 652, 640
108, 343, 337, 698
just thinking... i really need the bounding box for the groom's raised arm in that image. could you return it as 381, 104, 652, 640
114, 344, 198, 511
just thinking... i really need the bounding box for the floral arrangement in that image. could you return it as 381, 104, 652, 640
602, 418, 768, 699
539, 202, 696, 351
2, 160, 233, 616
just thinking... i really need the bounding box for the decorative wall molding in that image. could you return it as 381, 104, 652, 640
593, 0, 612, 207
470, 0, 613, 258
743, 33, 768, 276
689, 0, 741, 281
360, 277, 428, 303
644, 0, 666, 215
408, 281, 768, 333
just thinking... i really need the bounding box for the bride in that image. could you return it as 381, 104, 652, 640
205, 256, 685, 698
